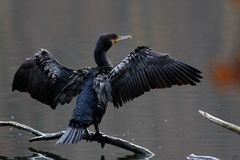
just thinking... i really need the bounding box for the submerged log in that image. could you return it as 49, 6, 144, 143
0, 120, 154, 158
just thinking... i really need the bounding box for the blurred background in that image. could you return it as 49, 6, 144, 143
0, 0, 240, 159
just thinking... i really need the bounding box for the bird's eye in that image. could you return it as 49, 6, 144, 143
111, 33, 118, 38
112, 35, 118, 40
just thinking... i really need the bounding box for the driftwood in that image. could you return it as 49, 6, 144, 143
0, 121, 154, 158
199, 110, 240, 135
186, 154, 220, 160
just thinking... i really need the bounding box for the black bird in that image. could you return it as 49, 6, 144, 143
12, 33, 202, 144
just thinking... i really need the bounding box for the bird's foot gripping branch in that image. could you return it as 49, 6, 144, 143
0, 120, 154, 158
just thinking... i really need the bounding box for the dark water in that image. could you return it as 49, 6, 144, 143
0, 0, 240, 159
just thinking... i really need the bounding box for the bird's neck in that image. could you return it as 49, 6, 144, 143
94, 47, 112, 68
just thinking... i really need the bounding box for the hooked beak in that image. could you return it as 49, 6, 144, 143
112, 35, 132, 44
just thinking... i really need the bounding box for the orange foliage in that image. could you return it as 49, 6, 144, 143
230, 0, 240, 10
210, 54, 240, 88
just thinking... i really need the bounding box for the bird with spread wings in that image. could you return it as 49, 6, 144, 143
12, 33, 202, 144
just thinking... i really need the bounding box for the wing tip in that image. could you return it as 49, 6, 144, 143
50, 104, 57, 110
12, 73, 28, 93
12, 86, 16, 92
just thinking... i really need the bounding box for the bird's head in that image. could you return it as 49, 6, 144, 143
96, 33, 132, 52
94, 33, 132, 67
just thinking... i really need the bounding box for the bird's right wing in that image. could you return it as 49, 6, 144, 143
107, 46, 202, 107
12, 49, 91, 109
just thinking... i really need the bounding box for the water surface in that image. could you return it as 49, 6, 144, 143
0, 0, 240, 159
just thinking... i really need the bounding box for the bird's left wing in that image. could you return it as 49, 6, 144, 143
107, 46, 202, 107
12, 49, 91, 109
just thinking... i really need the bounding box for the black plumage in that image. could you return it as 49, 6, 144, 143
108, 46, 202, 107
12, 50, 90, 109
12, 33, 202, 144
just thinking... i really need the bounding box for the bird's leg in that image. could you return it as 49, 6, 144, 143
94, 124, 102, 135
84, 127, 91, 136
84, 127, 93, 141
94, 123, 105, 148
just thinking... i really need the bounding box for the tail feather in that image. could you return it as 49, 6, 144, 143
75, 129, 83, 143
59, 128, 72, 144
56, 127, 85, 144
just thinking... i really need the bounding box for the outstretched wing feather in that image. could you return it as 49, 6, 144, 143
12, 49, 90, 109
108, 46, 202, 107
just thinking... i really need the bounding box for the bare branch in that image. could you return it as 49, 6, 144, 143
0, 121, 44, 135
199, 110, 240, 135
0, 120, 154, 158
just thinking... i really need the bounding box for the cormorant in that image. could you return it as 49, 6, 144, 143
12, 33, 202, 144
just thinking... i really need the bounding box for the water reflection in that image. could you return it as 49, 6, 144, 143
117, 154, 153, 160
0, 147, 68, 160
0, 148, 152, 160
29, 148, 68, 160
